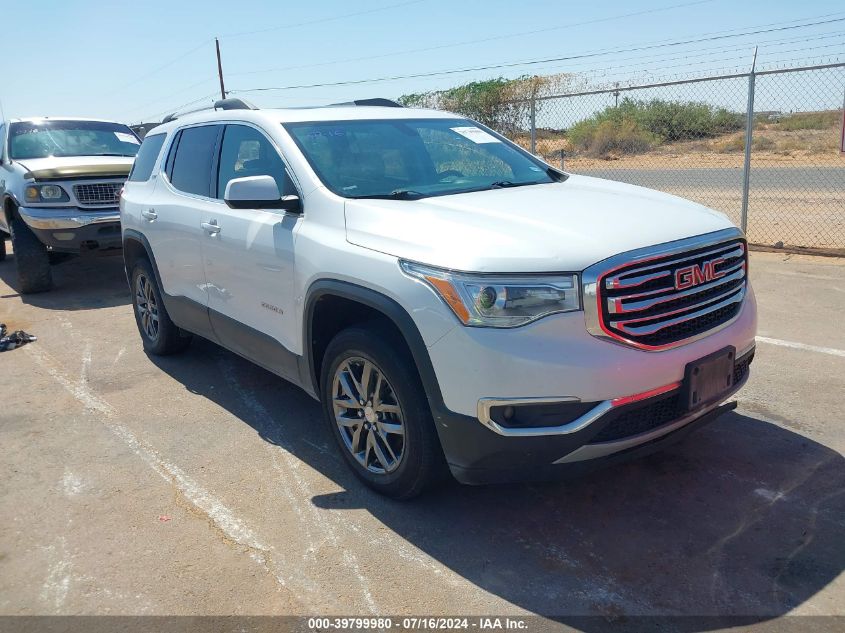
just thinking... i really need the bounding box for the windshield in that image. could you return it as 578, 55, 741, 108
9, 120, 140, 160
284, 118, 558, 199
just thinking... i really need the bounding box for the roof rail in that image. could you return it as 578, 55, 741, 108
213, 97, 258, 111
161, 97, 258, 124
330, 98, 404, 108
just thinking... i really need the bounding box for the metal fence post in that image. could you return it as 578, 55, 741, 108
529, 97, 537, 155
740, 48, 758, 234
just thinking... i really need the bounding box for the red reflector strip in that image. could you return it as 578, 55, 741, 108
611, 381, 682, 408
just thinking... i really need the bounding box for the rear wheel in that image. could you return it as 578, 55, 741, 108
321, 325, 447, 499
130, 258, 191, 355
10, 217, 52, 293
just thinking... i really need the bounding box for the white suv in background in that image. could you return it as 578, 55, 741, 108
121, 98, 757, 498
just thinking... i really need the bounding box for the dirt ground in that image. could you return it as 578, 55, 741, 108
0, 246, 844, 630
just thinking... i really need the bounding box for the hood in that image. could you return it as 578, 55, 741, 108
344, 175, 736, 272
18, 156, 135, 180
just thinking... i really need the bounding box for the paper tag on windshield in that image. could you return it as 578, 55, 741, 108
451, 126, 500, 144
114, 132, 140, 144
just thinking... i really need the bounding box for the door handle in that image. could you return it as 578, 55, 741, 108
141, 208, 157, 220
201, 220, 221, 234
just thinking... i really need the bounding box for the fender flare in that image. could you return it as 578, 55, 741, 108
302, 279, 446, 412
2, 193, 20, 225
122, 228, 165, 290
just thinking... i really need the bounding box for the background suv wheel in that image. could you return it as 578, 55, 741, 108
321, 324, 447, 499
130, 258, 191, 355
10, 217, 52, 293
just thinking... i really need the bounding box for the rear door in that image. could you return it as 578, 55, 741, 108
201, 122, 303, 379
144, 124, 222, 338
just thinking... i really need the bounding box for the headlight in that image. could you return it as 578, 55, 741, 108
401, 261, 581, 327
24, 184, 69, 203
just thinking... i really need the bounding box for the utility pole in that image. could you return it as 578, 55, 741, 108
215, 38, 227, 100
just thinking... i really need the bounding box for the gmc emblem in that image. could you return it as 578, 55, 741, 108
674, 257, 726, 290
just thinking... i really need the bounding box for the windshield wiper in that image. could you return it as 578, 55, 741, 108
353, 189, 427, 200
91, 153, 136, 157
489, 180, 543, 189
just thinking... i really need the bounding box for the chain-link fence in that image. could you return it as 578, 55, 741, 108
503, 63, 845, 253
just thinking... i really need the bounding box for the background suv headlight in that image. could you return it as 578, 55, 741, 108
25, 184, 70, 203
401, 261, 580, 327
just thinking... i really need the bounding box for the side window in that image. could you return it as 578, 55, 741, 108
170, 125, 220, 197
216, 124, 295, 199
128, 133, 166, 182
164, 131, 181, 178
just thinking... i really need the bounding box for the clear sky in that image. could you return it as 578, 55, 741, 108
1, 0, 843, 123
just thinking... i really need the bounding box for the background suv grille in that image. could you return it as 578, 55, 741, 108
598, 238, 747, 349
73, 183, 122, 207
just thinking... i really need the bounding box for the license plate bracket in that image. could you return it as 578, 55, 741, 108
684, 346, 736, 410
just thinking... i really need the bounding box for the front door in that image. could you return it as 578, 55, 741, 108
201, 123, 302, 380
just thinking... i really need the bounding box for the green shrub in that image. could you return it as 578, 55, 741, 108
567, 98, 744, 156
752, 136, 775, 150
775, 111, 839, 131
569, 117, 656, 157
715, 135, 746, 153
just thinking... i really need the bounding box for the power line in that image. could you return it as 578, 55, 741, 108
509, 33, 845, 79
231, 16, 845, 94
530, 42, 844, 85
219, 0, 425, 38
108, 1, 425, 104
138, 92, 219, 125
226, 7, 845, 80
122, 77, 220, 116
104, 39, 213, 98
227, 0, 719, 79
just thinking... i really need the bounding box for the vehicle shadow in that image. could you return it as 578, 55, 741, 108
0, 249, 130, 310
150, 337, 845, 627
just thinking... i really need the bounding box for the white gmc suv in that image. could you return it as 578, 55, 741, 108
121, 98, 757, 498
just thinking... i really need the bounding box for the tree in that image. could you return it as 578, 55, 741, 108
399, 74, 575, 137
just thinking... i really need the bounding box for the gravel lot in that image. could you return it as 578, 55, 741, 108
0, 246, 843, 628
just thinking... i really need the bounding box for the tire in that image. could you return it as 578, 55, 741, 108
0, 236, 6, 262
321, 324, 448, 499
10, 217, 52, 293
130, 257, 191, 355
48, 251, 74, 265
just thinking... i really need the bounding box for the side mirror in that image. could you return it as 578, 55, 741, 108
224, 175, 301, 213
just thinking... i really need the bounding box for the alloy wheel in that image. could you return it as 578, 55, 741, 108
332, 357, 406, 474
135, 273, 160, 342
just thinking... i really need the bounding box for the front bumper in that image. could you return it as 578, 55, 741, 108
434, 348, 753, 484
18, 206, 122, 252
423, 285, 756, 484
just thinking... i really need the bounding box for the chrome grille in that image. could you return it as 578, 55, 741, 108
73, 182, 122, 206
596, 237, 747, 350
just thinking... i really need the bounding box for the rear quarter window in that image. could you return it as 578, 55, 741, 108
128, 133, 166, 182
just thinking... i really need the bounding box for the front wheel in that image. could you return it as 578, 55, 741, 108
0, 236, 6, 261
10, 217, 52, 293
321, 325, 447, 499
